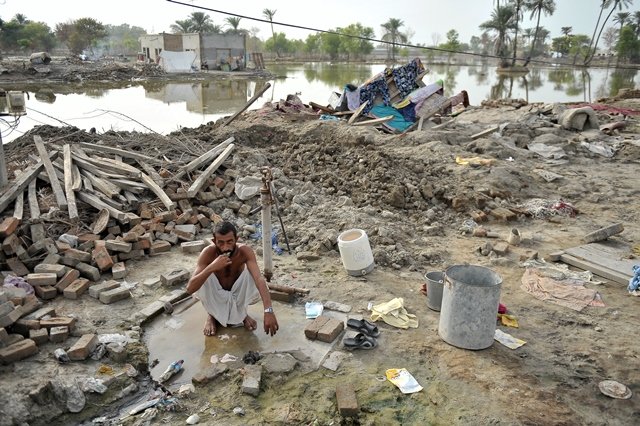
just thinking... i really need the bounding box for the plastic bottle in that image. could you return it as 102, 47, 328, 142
54, 348, 70, 363
158, 359, 184, 383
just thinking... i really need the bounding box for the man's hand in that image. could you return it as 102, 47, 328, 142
264, 313, 279, 336
209, 254, 231, 272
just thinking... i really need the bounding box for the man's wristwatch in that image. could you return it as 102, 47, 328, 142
264, 307, 274, 314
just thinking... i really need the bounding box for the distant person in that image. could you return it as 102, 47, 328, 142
186, 221, 279, 337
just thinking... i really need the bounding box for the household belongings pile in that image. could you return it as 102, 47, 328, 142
335, 58, 469, 132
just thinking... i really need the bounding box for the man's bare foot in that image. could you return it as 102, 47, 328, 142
204, 314, 217, 336
243, 315, 257, 331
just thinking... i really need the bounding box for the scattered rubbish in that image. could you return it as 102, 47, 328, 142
186, 413, 200, 424
220, 353, 238, 363
98, 333, 132, 345
178, 384, 195, 396
54, 348, 70, 363
305, 301, 324, 319
507, 228, 521, 246
337, 229, 375, 276
519, 198, 577, 219
58, 233, 79, 247
322, 351, 348, 371
370, 298, 418, 329
343, 332, 377, 350
580, 141, 615, 157
629, 265, 640, 295
598, 380, 632, 399
249, 224, 283, 255
242, 351, 261, 364
210, 355, 219, 364
319, 114, 340, 121
158, 360, 184, 383
527, 142, 567, 159
494, 329, 526, 349
128, 397, 162, 416
124, 364, 138, 377
3, 275, 34, 295
218, 334, 231, 341
497, 314, 519, 328
90, 343, 107, 360
455, 156, 495, 166
79, 377, 108, 394
459, 219, 478, 234
322, 301, 352, 313
385, 368, 423, 394
97, 364, 114, 375
233, 407, 245, 416
534, 169, 563, 182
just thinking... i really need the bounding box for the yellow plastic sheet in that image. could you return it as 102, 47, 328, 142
498, 313, 519, 328
455, 156, 495, 166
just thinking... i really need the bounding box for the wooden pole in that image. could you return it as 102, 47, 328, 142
222, 83, 271, 127
260, 171, 273, 282
63, 145, 79, 220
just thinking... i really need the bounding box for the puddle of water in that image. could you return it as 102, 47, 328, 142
144, 300, 345, 386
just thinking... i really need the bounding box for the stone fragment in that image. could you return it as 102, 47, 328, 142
161, 269, 190, 286
262, 353, 297, 374
242, 364, 262, 396
111, 262, 127, 279
192, 364, 228, 385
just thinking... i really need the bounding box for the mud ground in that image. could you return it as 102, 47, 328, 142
1, 83, 639, 425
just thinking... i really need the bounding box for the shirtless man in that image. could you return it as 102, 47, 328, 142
186, 221, 279, 337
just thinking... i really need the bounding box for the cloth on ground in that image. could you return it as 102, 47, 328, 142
370, 105, 414, 131
629, 265, 640, 293
196, 267, 260, 327
370, 297, 418, 329
520, 266, 603, 311
391, 57, 425, 99
344, 85, 362, 111
359, 78, 390, 114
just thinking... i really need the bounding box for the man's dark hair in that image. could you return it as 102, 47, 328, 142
214, 221, 237, 237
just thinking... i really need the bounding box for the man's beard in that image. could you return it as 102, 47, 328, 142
220, 244, 237, 257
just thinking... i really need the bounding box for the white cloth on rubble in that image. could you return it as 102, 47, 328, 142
196, 267, 260, 327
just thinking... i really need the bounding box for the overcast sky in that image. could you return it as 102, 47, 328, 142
2, 0, 638, 47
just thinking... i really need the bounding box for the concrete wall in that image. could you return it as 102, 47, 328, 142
201, 34, 245, 65
140, 33, 245, 67
182, 33, 201, 64
163, 34, 183, 52
139, 34, 165, 61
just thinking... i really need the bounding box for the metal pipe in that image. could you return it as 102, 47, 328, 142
260, 168, 273, 282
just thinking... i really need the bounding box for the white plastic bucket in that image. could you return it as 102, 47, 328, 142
337, 229, 374, 276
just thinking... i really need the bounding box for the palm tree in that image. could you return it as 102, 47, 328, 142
189, 12, 215, 33
613, 11, 631, 31
224, 17, 244, 35
170, 19, 192, 34
523, 27, 535, 49
561, 26, 572, 37
633, 10, 640, 36
380, 18, 407, 62
510, 0, 525, 66
13, 14, 28, 24
524, 0, 556, 60
585, 0, 612, 64
262, 8, 278, 57
586, 0, 634, 65
479, 5, 516, 66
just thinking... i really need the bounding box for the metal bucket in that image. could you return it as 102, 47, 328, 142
424, 271, 444, 311
438, 265, 502, 350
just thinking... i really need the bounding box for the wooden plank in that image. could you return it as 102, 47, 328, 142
0, 160, 45, 214
71, 165, 82, 191
222, 82, 271, 127
72, 151, 140, 179
63, 145, 79, 221
559, 254, 629, 285
27, 178, 40, 220
174, 137, 235, 180
79, 142, 161, 164
187, 144, 235, 198
12, 189, 24, 220
347, 101, 369, 125
564, 245, 635, 278
471, 126, 500, 140
351, 115, 394, 127
141, 173, 175, 210
123, 191, 139, 209
33, 135, 67, 210
79, 169, 120, 198
137, 160, 164, 188
76, 191, 127, 222
81, 176, 93, 191
309, 102, 334, 114
110, 179, 146, 194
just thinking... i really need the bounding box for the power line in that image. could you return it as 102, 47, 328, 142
165, 0, 575, 68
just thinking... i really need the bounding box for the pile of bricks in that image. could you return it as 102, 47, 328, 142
304, 315, 344, 343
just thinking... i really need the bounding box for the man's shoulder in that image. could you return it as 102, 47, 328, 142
201, 244, 218, 257
237, 244, 256, 257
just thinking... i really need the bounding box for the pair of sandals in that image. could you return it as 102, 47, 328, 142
343, 319, 380, 350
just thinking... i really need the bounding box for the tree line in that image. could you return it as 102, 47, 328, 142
1, 1, 638, 64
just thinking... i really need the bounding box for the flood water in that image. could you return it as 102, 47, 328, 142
3, 62, 638, 143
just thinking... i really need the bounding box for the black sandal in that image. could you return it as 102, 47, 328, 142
346, 318, 380, 337
343, 332, 377, 350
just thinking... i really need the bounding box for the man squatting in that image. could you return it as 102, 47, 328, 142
186, 221, 279, 336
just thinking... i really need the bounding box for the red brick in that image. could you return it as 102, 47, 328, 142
63, 278, 90, 299
33, 285, 57, 300
40, 317, 76, 331
2, 234, 23, 255
77, 233, 100, 243
26, 273, 58, 287
55, 269, 80, 293
156, 211, 177, 223
11, 319, 40, 336
6, 257, 29, 276
138, 203, 154, 219
49, 326, 68, 343
99, 287, 131, 304
67, 334, 98, 361
0, 338, 37, 364
122, 231, 139, 243
149, 240, 171, 255
0, 306, 23, 328
132, 239, 151, 251
29, 328, 49, 345
175, 211, 191, 225
88, 280, 120, 299
0, 217, 20, 238
316, 318, 344, 343
64, 248, 92, 263
336, 384, 359, 417
111, 262, 127, 279
213, 176, 225, 189
92, 246, 114, 272
105, 240, 132, 253
304, 316, 331, 340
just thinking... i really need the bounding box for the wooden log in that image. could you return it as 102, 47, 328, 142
123, 191, 139, 209
347, 101, 369, 125
583, 223, 624, 243
33, 135, 67, 211
110, 179, 146, 194
351, 115, 394, 127
0, 159, 46, 214
140, 173, 175, 210
79, 142, 162, 164
63, 145, 79, 221
81, 176, 93, 191
187, 144, 234, 198
267, 282, 310, 295
471, 126, 500, 140
12, 189, 24, 220
72, 151, 140, 179
76, 191, 127, 222
71, 165, 82, 191
173, 136, 235, 181
27, 178, 40, 220
222, 83, 271, 127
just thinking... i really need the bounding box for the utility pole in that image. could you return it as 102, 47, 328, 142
0, 91, 27, 188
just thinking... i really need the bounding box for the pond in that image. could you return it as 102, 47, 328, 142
3, 62, 638, 143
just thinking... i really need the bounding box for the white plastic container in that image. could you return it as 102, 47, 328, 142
337, 229, 374, 276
